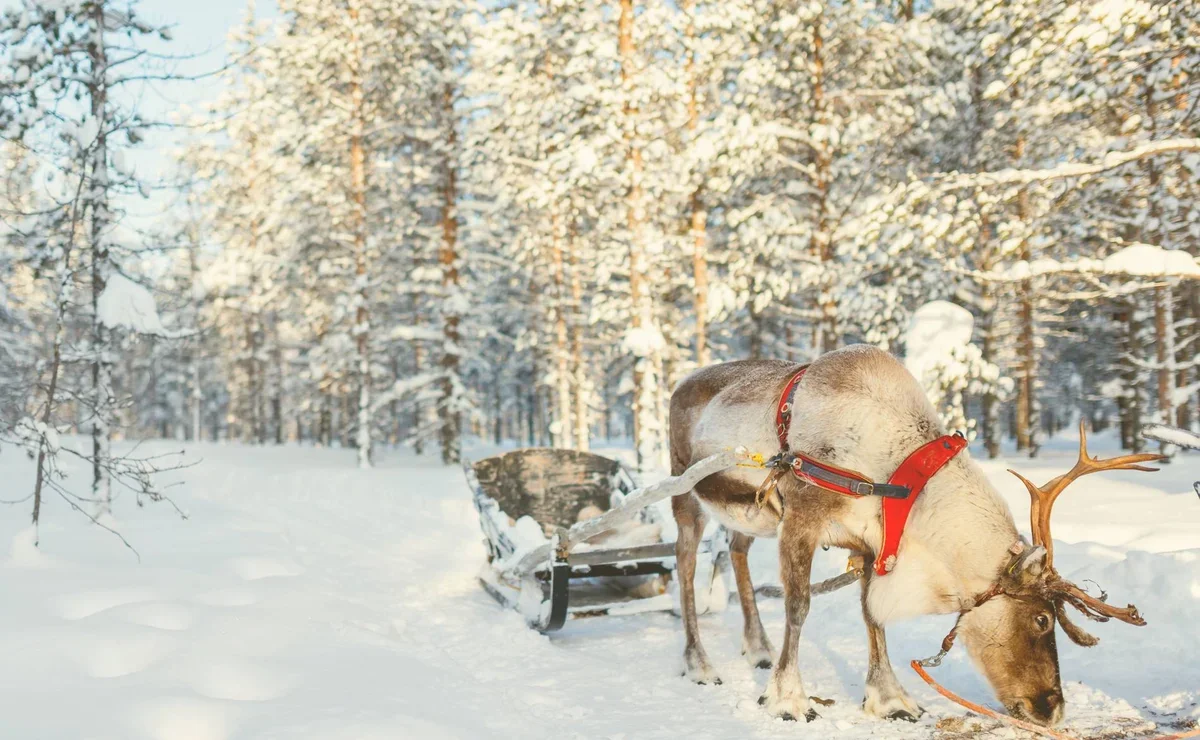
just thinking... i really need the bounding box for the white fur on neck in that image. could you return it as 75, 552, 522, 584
786, 346, 1020, 625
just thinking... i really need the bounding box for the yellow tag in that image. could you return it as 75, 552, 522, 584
736, 452, 769, 469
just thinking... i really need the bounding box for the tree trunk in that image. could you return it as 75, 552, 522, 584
549, 207, 571, 448
568, 227, 589, 451
1012, 132, 1039, 457
438, 82, 462, 465
1155, 285, 1176, 436
187, 228, 202, 444
32, 246, 74, 530
349, 2, 372, 468
1122, 304, 1144, 452
88, 1, 113, 516
809, 10, 837, 354
979, 283, 1001, 458
683, 0, 709, 367
619, 0, 663, 471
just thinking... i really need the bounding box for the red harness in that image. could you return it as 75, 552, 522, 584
774, 367, 967, 576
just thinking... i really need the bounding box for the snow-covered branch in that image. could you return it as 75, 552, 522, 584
940, 139, 1200, 190
959, 245, 1200, 285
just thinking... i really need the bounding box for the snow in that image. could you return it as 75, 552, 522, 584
903, 300, 974, 383
1101, 244, 1200, 278
1142, 423, 1200, 451
1, 434, 1197, 739
96, 273, 171, 335
995, 244, 1200, 282
622, 325, 666, 357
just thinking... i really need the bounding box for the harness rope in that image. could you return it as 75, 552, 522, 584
909, 581, 1198, 740
910, 661, 1200, 740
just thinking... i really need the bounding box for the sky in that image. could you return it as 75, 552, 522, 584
106, 0, 279, 242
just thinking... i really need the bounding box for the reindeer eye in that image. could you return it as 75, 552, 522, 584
1035, 613, 1052, 631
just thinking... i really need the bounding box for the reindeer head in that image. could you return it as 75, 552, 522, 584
956, 422, 1161, 726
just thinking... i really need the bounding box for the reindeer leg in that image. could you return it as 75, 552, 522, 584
860, 573, 922, 721
730, 532, 773, 669
759, 511, 818, 721
672, 492, 720, 685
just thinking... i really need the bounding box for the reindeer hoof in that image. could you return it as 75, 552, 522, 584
887, 710, 918, 723
681, 671, 715, 686
742, 637, 775, 670
682, 669, 722, 686
779, 709, 818, 722
760, 693, 816, 721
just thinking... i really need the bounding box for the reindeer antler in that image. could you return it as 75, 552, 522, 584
1007, 421, 1163, 634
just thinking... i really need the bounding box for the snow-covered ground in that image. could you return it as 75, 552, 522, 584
1, 432, 1197, 739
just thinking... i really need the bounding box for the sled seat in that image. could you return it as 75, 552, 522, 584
470, 448, 637, 528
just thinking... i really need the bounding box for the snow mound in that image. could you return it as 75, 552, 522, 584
903, 300, 973, 382
97, 273, 170, 335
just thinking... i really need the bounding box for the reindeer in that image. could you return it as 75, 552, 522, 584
669, 344, 1157, 726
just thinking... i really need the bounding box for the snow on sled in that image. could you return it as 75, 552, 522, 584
466, 448, 737, 632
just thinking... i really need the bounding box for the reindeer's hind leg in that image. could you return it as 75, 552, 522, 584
859, 573, 922, 721
759, 510, 819, 721
672, 492, 720, 685
730, 533, 773, 669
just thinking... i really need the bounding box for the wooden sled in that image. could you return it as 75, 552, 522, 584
466, 448, 736, 632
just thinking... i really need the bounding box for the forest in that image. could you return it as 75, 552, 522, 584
2, 0, 1199, 521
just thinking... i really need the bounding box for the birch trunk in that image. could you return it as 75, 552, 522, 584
88, 1, 113, 515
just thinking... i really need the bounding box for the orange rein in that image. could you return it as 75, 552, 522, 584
910, 661, 1200, 740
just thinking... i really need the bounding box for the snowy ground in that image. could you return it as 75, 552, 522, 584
1, 432, 1198, 740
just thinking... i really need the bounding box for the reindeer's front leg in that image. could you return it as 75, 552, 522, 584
672, 492, 719, 684
759, 510, 819, 722
730, 532, 773, 669
859, 575, 922, 721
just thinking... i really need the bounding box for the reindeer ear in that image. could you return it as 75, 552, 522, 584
1055, 601, 1100, 646
1022, 546, 1047, 578
1002, 545, 1047, 589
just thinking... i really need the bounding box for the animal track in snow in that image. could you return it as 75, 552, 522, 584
193, 588, 258, 607
228, 556, 304, 581
81, 633, 172, 678
188, 660, 292, 702
135, 697, 233, 740
58, 588, 154, 620
121, 602, 192, 631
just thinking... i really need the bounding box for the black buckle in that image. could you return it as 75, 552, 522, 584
765, 451, 795, 470
851, 480, 874, 496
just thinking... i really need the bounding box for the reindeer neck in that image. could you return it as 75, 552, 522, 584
864, 457, 1018, 624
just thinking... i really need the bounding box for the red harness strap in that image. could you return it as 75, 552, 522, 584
775, 366, 809, 449
772, 365, 968, 577
874, 433, 967, 575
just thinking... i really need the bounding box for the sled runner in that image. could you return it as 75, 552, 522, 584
466, 448, 735, 632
